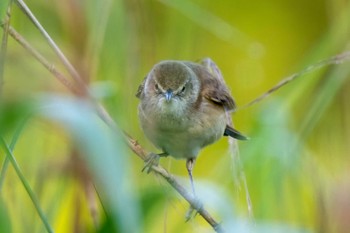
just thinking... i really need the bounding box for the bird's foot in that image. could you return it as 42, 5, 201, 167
142, 152, 168, 173
185, 197, 203, 222
185, 206, 197, 221
142, 153, 160, 173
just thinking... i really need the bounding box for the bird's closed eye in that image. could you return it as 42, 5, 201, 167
155, 83, 160, 92
181, 86, 186, 93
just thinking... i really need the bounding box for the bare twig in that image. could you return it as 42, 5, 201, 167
239, 51, 350, 110
0, 24, 78, 93
15, 0, 87, 92
89, 114, 226, 232
126, 135, 225, 233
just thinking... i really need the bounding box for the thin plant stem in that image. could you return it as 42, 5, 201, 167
0, 137, 53, 233
0, 117, 28, 191
85, 0, 114, 79
0, 0, 13, 93
201, 58, 254, 220
15, 0, 86, 92
239, 51, 350, 110
0, 24, 78, 93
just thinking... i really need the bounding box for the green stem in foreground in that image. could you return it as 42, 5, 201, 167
0, 137, 53, 233
0, 117, 28, 191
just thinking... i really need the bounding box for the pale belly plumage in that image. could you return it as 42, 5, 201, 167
139, 101, 227, 159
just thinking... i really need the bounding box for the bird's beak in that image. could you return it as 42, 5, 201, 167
165, 89, 173, 102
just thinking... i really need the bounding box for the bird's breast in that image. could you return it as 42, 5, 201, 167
139, 100, 227, 159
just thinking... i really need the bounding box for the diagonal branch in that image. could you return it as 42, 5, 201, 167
125, 134, 225, 233
0, 24, 78, 93
15, 0, 85, 90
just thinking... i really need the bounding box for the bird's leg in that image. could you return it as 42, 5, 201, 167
186, 158, 196, 196
185, 158, 200, 221
142, 152, 168, 173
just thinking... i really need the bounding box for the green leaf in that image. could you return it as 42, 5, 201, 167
0, 100, 32, 135
0, 198, 11, 233
38, 95, 142, 233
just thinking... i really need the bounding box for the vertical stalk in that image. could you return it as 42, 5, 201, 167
0, 0, 13, 95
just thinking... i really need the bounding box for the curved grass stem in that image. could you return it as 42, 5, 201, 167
0, 137, 53, 233
0, 117, 28, 191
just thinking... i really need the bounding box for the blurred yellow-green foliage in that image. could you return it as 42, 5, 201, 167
1, 0, 350, 232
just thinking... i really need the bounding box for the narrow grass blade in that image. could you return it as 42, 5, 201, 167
0, 137, 53, 233
0, 117, 28, 191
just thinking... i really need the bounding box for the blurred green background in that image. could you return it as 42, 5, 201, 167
1, 0, 350, 232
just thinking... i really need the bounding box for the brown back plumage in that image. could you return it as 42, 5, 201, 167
184, 62, 236, 111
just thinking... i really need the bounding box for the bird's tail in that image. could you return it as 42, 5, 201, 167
224, 125, 249, 140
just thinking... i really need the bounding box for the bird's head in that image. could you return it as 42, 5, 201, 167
145, 61, 200, 113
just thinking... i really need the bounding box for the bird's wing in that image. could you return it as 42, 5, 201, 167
184, 61, 236, 111
136, 76, 147, 99
201, 80, 236, 110
186, 59, 248, 140
224, 125, 249, 140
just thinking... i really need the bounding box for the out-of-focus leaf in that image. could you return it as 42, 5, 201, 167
239, 101, 308, 222
0, 198, 11, 233
0, 0, 10, 22
0, 100, 31, 134
38, 95, 141, 233
242, 100, 301, 170
0, 115, 28, 191
158, 0, 255, 48
97, 215, 117, 233
193, 180, 236, 228
139, 187, 167, 218
89, 81, 117, 100
252, 222, 312, 233
298, 64, 350, 139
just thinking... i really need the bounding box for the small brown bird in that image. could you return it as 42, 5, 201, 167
136, 59, 247, 194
